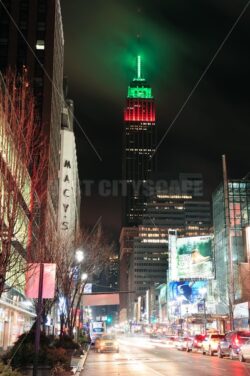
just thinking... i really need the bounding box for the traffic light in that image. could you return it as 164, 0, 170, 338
107, 316, 112, 324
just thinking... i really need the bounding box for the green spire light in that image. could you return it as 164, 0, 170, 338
137, 55, 141, 79
133, 55, 145, 82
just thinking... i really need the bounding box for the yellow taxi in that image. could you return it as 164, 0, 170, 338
98, 334, 119, 353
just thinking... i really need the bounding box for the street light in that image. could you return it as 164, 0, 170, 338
81, 272, 88, 281
70, 250, 85, 281
199, 287, 207, 334
75, 249, 84, 263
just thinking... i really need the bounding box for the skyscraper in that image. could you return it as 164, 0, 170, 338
0, 0, 64, 231
122, 55, 156, 226
213, 177, 250, 329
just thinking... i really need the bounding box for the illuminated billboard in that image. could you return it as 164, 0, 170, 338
168, 280, 207, 303
168, 280, 208, 316
176, 235, 213, 280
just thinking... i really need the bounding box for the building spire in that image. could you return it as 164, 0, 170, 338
137, 55, 141, 79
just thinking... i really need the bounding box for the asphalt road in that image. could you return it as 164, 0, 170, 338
81, 336, 250, 376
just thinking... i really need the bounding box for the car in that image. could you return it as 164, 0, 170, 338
186, 334, 206, 352
202, 333, 225, 356
176, 337, 190, 351
98, 334, 119, 353
94, 335, 102, 352
217, 331, 250, 359
238, 340, 250, 362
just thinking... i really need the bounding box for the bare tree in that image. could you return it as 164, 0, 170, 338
44, 224, 114, 337
0, 69, 47, 297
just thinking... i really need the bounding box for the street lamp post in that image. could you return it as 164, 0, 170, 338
76, 273, 88, 342
74, 251, 87, 339
177, 296, 184, 336
199, 287, 207, 334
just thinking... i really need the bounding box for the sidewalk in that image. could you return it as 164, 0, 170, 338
75, 345, 90, 375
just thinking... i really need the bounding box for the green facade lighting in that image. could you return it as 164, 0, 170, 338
127, 86, 153, 99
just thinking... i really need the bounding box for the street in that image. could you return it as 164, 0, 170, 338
82, 336, 250, 376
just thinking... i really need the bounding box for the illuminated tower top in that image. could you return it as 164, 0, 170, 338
127, 55, 153, 99
125, 55, 155, 122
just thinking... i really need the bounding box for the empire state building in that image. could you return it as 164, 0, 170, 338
122, 56, 156, 226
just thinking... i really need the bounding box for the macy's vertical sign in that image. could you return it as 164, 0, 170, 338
61, 159, 71, 231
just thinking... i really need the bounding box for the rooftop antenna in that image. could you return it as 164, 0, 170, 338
137, 55, 141, 79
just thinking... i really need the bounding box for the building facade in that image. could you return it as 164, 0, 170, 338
143, 195, 211, 237
119, 227, 138, 321
0, 0, 65, 346
0, 293, 36, 350
213, 178, 250, 329
0, 98, 37, 349
58, 98, 80, 238
0, 0, 64, 231
127, 226, 168, 320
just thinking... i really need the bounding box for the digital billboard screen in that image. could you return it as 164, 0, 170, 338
176, 235, 213, 280
168, 280, 208, 304
168, 280, 208, 316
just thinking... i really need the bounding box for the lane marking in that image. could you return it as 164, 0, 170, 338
143, 364, 167, 376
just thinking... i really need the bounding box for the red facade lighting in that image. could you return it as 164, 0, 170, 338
124, 99, 155, 122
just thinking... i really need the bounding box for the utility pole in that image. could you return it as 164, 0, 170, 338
222, 155, 235, 330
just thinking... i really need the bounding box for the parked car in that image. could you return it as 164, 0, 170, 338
238, 340, 250, 362
186, 334, 206, 352
202, 333, 225, 356
176, 337, 190, 351
217, 331, 250, 359
98, 334, 119, 353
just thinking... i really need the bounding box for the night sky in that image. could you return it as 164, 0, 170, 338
61, 0, 250, 234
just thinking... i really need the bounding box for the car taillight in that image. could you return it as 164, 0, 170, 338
235, 338, 239, 346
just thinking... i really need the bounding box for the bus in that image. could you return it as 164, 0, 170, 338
90, 321, 106, 344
